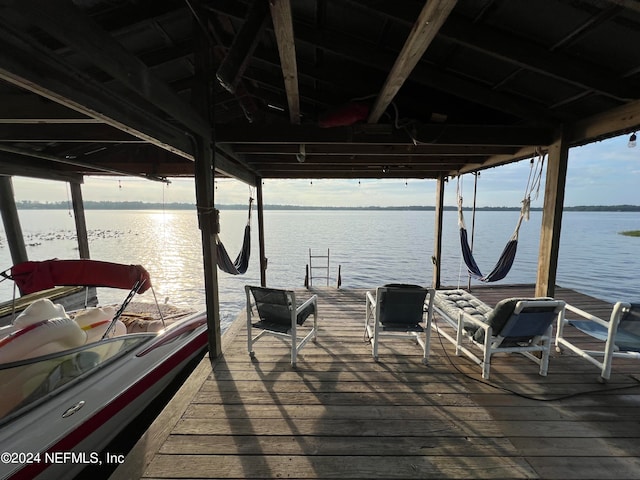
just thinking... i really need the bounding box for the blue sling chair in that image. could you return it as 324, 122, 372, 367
555, 302, 640, 381
245, 286, 318, 368
432, 289, 566, 379
365, 284, 434, 363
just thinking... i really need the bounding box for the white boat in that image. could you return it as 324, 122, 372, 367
0, 260, 208, 480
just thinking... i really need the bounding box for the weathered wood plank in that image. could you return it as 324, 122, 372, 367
183, 403, 495, 421
143, 454, 536, 479
159, 434, 518, 456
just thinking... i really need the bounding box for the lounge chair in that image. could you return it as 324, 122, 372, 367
365, 284, 434, 363
555, 302, 639, 381
245, 286, 318, 367
432, 289, 566, 379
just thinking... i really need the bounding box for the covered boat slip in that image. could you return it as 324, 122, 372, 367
113, 286, 640, 480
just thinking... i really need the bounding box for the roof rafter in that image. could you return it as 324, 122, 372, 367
368, 0, 458, 123
269, 0, 301, 124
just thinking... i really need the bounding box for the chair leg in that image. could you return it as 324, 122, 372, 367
247, 320, 254, 358
312, 309, 318, 343
482, 338, 492, 379
539, 329, 552, 376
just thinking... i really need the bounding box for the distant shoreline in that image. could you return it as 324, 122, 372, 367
15, 201, 640, 212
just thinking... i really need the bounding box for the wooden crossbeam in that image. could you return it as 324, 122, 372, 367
8, 0, 209, 139
0, 15, 194, 160
232, 144, 518, 156
269, 0, 301, 124
368, 0, 458, 123
216, 0, 270, 94
216, 124, 553, 146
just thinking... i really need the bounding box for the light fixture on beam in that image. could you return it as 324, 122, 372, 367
296, 144, 306, 163
628, 132, 637, 148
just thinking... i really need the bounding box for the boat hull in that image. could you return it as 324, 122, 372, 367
0, 311, 207, 480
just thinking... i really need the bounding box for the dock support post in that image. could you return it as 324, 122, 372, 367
257, 177, 267, 287
536, 130, 568, 298
0, 176, 28, 265
432, 175, 445, 289
70, 180, 90, 259
192, 14, 221, 359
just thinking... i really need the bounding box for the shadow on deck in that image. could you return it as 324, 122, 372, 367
112, 285, 640, 480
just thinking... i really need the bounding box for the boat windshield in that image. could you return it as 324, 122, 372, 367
0, 335, 150, 424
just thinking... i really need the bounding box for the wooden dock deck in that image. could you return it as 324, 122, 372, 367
111, 285, 640, 479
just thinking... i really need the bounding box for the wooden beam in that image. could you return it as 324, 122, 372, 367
535, 130, 568, 298
216, 124, 554, 146
269, 0, 301, 124
458, 145, 542, 176
0, 19, 194, 161
8, 0, 209, 139
209, 1, 559, 123
0, 94, 100, 124
432, 175, 445, 289
192, 15, 222, 359
256, 177, 267, 287
345, 1, 635, 102
0, 124, 143, 143
368, 0, 458, 123
216, 0, 270, 94
0, 22, 256, 184
603, 0, 640, 13
0, 145, 169, 183
70, 181, 90, 259
439, 16, 634, 102
0, 176, 28, 265
242, 168, 449, 180
567, 99, 640, 146
0, 159, 83, 183
233, 144, 518, 156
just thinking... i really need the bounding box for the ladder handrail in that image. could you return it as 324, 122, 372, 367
306, 248, 341, 288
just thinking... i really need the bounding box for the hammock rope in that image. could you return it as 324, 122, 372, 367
457, 153, 544, 283
216, 197, 253, 275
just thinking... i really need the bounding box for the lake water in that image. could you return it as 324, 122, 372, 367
1, 209, 638, 330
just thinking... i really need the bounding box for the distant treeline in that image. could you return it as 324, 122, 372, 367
15, 201, 640, 212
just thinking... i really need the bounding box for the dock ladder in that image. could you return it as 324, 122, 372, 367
305, 248, 341, 288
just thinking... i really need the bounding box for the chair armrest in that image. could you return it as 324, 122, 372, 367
366, 290, 376, 308
566, 303, 609, 329
296, 294, 317, 315
459, 310, 489, 330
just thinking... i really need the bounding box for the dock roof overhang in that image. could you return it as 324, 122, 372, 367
0, 0, 639, 183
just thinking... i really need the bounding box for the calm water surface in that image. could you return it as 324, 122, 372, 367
1, 209, 638, 330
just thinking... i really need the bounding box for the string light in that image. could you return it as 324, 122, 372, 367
628, 132, 637, 148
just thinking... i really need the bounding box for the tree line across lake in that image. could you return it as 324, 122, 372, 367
15, 201, 640, 212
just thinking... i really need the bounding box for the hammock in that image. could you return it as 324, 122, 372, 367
458, 201, 525, 282
457, 154, 544, 283
216, 198, 252, 275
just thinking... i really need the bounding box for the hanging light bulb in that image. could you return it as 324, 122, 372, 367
628, 132, 637, 148
296, 144, 306, 162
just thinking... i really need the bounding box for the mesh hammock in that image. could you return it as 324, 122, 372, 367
216, 198, 252, 275
458, 200, 526, 282
457, 154, 544, 283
